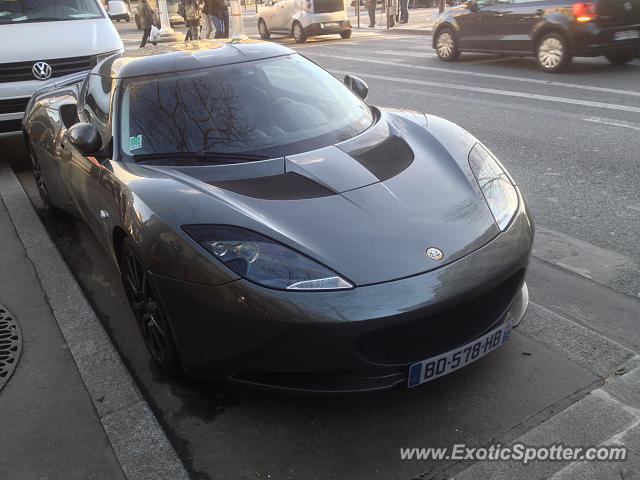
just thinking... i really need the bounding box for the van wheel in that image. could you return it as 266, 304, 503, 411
293, 22, 307, 43
258, 19, 270, 40
536, 32, 571, 73
340, 29, 352, 39
435, 28, 460, 61
605, 49, 636, 65
126, 15, 131, 22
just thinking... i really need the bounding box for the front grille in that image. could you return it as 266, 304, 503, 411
356, 270, 525, 365
313, 0, 345, 13
0, 55, 94, 84
0, 119, 23, 133
0, 97, 30, 115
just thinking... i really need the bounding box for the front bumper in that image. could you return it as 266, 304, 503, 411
304, 20, 351, 36
152, 190, 533, 392
571, 23, 640, 56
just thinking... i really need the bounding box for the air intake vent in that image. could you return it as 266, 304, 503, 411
351, 136, 414, 182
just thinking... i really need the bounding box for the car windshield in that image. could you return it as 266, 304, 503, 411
0, 0, 103, 23
119, 54, 375, 161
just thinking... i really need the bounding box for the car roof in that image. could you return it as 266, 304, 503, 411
97, 40, 295, 79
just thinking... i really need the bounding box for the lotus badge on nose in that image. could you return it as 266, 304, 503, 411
426, 247, 444, 261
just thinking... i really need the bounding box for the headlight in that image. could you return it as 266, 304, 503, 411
93, 49, 124, 66
468, 143, 518, 231
182, 225, 353, 291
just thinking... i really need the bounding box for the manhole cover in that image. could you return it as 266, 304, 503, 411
0, 305, 22, 392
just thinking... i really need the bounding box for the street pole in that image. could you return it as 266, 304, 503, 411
156, 0, 179, 42
439, 0, 444, 13
229, 0, 248, 40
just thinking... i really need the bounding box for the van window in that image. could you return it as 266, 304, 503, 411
0, 0, 104, 24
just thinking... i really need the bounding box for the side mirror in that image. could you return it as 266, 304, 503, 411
344, 74, 369, 101
465, 0, 478, 10
68, 123, 102, 156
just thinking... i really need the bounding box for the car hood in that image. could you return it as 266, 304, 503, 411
0, 18, 122, 63
130, 111, 500, 286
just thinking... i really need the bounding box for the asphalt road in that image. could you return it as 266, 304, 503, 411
2, 23, 640, 480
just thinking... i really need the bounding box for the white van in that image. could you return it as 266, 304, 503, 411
0, 0, 123, 133
258, 0, 351, 43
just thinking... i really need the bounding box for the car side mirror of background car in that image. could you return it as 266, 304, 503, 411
344, 75, 369, 101
68, 123, 103, 156
465, 0, 479, 10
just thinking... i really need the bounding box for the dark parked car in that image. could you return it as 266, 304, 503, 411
432, 0, 640, 71
22, 41, 533, 392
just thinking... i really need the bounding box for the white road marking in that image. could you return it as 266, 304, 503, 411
311, 52, 640, 98
329, 69, 640, 113
583, 116, 640, 131
396, 86, 640, 130
376, 49, 436, 57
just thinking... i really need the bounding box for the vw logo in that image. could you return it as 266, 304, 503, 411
426, 247, 444, 261
32, 62, 52, 81
624, 1, 633, 9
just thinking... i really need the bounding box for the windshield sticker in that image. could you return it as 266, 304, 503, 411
129, 135, 143, 151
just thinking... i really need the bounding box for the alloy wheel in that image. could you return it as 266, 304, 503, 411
121, 247, 170, 364
436, 30, 458, 61
537, 37, 564, 70
258, 19, 270, 39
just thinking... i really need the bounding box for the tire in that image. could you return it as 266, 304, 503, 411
536, 32, 571, 73
435, 27, 460, 62
126, 15, 131, 22
605, 49, 636, 65
293, 21, 307, 43
340, 29, 352, 39
27, 140, 63, 217
120, 237, 183, 377
258, 18, 270, 40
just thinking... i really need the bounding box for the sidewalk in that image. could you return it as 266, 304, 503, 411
0, 159, 188, 480
347, 6, 441, 34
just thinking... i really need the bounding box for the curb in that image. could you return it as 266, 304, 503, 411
0, 162, 189, 480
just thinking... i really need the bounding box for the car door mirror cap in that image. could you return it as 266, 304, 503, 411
344, 74, 369, 101
68, 123, 103, 156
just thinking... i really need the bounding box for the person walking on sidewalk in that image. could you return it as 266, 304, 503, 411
365, 0, 376, 27
184, 0, 202, 41
203, 0, 225, 38
399, 0, 409, 23
138, 0, 158, 47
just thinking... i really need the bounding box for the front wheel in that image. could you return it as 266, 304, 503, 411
536, 32, 571, 73
258, 18, 270, 40
605, 49, 636, 65
435, 28, 460, 61
120, 238, 183, 376
293, 21, 307, 43
125, 16, 131, 22
340, 29, 352, 39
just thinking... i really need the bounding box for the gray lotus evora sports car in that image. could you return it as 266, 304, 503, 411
23, 40, 533, 392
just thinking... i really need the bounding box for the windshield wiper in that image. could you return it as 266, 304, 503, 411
131, 151, 271, 164
12, 16, 72, 22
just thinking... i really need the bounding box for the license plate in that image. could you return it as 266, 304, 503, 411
614, 30, 640, 41
407, 320, 513, 388
322, 22, 340, 28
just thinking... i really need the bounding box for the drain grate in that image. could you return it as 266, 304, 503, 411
0, 305, 22, 392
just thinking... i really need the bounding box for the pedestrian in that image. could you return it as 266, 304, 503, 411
203, 0, 225, 39
138, 0, 158, 48
399, 0, 409, 23
365, 0, 376, 27
184, 0, 202, 41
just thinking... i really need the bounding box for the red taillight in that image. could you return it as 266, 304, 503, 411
572, 2, 598, 22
